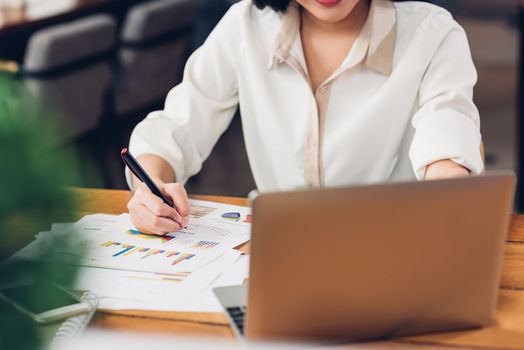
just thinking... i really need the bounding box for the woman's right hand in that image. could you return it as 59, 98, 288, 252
127, 181, 190, 236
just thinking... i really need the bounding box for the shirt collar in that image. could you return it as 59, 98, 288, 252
268, 0, 397, 76
268, 1, 301, 68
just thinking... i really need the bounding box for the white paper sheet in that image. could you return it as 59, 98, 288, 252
68, 235, 227, 275
212, 255, 250, 288
7, 199, 252, 312
75, 250, 241, 310
68, 201, 251, 252
90, 254, 249, 312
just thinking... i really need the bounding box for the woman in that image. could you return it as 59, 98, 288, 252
126, 0, 483, 235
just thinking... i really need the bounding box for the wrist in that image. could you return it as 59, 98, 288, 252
425, 159, 470, 180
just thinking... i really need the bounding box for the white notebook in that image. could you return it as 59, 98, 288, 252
50, 291, 98, 345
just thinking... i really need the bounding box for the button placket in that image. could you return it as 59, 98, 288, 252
302, 93, 320, 188
315, 82, 333, 186
279, 55, 322, 188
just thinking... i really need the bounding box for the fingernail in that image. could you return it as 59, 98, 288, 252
183, 216, 189, 227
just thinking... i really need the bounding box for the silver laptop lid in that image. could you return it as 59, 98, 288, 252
246, 173, 516, 343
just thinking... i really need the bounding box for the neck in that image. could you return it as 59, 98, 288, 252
300, 0, 371, 36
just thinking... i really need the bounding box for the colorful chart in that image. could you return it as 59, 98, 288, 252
141, 249, 165, 259
126, 229, 174, 243
127, 228, 228, 250
190, 205, 216, 219
191, 240, 220, 249
100, 241, 195, 266
222, 212, 251, 223
222, 212, 241, 221
168, 252, 195, 266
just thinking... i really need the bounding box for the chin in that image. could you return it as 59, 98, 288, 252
309, 9, 354, 23
297, 0, 363, 23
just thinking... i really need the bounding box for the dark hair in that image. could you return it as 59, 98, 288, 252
252, 0, 289, 12
253, 0, 430, 12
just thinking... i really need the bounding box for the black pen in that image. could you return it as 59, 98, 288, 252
121, 147, 184, 227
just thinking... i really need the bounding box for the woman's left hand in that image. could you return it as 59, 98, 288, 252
425, 159, 470, 180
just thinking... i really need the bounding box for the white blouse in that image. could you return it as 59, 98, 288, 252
128, 0, 484, 192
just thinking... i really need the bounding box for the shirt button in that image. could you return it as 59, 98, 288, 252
319, 86, 329, 94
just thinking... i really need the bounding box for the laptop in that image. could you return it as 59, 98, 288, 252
213, 173, 516, 343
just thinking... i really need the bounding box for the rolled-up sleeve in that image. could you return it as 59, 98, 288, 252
409, 25, 484, 180
126, 5, 242, 188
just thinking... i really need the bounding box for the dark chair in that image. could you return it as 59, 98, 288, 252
21, 14, 117, 142
113, 0, 196, 118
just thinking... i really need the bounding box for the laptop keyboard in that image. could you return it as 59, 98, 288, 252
226, 306, 246, 336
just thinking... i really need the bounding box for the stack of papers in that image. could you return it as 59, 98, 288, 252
10, 200, 251, 312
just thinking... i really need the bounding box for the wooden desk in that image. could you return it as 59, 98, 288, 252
29, 189, 524, 348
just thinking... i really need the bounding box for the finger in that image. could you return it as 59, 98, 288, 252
134, 223, 165, 236
139, 190, 183, 224
128, 191, 167, 236
139, 205, 182, 234
129, 210, 165, 236
163, 183, 190, 221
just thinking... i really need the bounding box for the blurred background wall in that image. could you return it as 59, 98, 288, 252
0, 0, 520, 199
